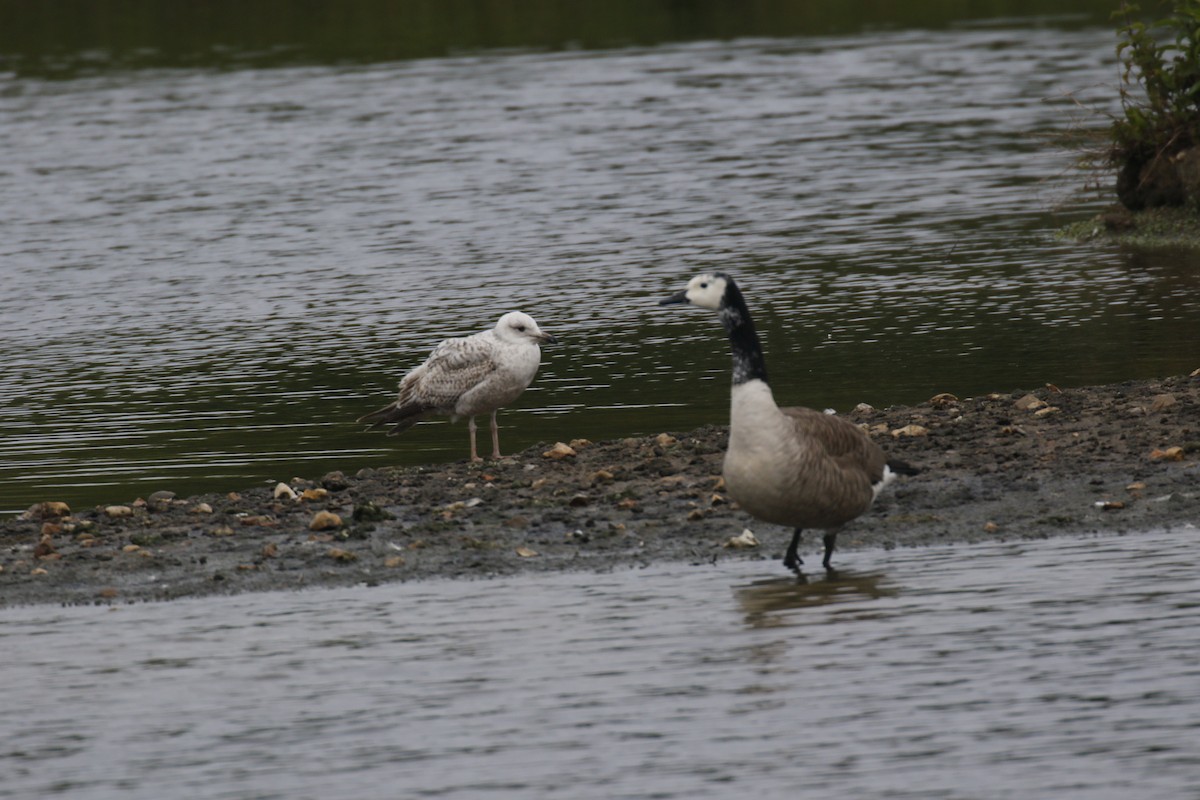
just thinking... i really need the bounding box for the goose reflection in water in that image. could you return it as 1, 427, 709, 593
734, 570, 896, 629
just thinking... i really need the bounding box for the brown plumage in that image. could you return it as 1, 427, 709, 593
662, 272, 911, 572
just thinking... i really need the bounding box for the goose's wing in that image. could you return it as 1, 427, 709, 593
780, 406, 887, 483
397, 334, 501, 410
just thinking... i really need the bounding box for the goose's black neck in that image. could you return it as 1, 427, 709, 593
717, 278, 769, 386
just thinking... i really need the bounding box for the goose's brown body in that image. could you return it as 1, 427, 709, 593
661, 272, 901, 572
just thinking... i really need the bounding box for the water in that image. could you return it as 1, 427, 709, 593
4, 17, 1200, 513
3, 529, 1198, 799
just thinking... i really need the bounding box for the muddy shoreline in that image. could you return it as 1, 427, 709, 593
3, 376, 1198, 608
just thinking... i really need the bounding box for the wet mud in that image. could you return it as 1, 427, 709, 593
3, 376, 1198, 607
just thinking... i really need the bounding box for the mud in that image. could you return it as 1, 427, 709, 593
3, 376, 1198, 607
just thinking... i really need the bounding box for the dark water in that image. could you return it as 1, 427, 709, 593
4, 10, 1200, 513
3, 530, 1198, 799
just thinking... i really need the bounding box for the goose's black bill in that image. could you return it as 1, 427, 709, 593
659, 290, 689, 305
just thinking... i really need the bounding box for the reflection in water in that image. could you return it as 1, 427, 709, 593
734, 570, 896, 628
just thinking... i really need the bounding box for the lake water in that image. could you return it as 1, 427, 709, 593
3, 14, 1200, 513
2, 529, 1198, 799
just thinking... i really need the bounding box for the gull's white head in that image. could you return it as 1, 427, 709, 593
494, 311, 557, 345
659, 272, 729, 311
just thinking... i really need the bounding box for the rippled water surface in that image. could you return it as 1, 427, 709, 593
3, 530, 1198, 799
4, 21, 1200, 512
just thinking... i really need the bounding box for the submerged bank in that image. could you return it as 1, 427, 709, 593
2, 375, 1198, 607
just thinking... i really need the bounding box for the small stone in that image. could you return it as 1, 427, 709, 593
384, 555, 405, 568
300, 487, 329, 501
261, 542, 278, 558
929, 392, 958, 408
122, 544, 142, 552
210, 525, 235, 536
1014, 394, 1047, 411
1126, 481, 1147, 492
30, 567, 49, 576
515, 546, 538, 558
687, 508, 706, 521
239, 515, 277, 527
853, 402, 876, 414
321, 471, 350, 491
568, 494, 591, 507
1033, 406, 1060, 418
869, 423, 890, 435
190, 502, 213, 514
273, 482, 298, 501
617, 498, 639, 510
19, 501, 72, 521
655, 433, 678, 447
591, 469, 615, 483
327, 547, 357, 562
531, 477, 549, 490
40, 522, 62, 537
310, 510, 343, 531
569, 438, 593, 449
505, 516, 530, 529
105, 505, 133, 518
1150, 394, 1177, 412
542, 442, 577, 460
1095, 500, 1126, 511
1150, 446, 1185, 462
710, 493, 727, 506
724, 529, 760, 549
227, 492, 242, 501
983, 521, 999, 533
891, 424, 930, 438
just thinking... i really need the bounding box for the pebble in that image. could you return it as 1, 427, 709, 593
1149, 446, 1185, 462
105, 505, 133, 518
542, 442, 576, 459
273, 482, 298, 501
1014, 394, 1047, 411
19, 501, 71, 521
724, 529, 759, 549
310, 510, 343, 531
891, 424, 930, 438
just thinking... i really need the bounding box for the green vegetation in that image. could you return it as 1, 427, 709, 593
1110, 1, 1200, 209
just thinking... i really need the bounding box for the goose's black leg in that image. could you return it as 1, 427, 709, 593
822, 531, 838, 571
783, 528, 804, 572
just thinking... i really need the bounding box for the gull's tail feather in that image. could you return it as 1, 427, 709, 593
357, 402, 427, 436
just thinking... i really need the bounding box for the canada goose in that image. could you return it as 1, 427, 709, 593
661, 272, 907, 572
358, 312, 556, 462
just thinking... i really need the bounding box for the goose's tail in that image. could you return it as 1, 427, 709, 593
886, 458, 921, 476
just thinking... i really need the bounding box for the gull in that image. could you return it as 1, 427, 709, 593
358, 312, 556, 462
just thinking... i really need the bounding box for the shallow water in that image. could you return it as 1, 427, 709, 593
2, 529, 1198, 799
4, 20, 1200, 512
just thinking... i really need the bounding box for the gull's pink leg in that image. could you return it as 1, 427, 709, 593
468, 416, 482, 463
490, 410, 502, 459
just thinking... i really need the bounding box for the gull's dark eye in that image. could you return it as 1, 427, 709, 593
517, 325, 527, 332
699, 282, 708, 289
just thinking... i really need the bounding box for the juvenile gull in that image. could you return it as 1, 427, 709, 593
660, 272, 914, 573
358, 311, 556, 462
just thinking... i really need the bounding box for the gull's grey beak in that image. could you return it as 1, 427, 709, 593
659, 290, 689, 306
539, 331, 558, 345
